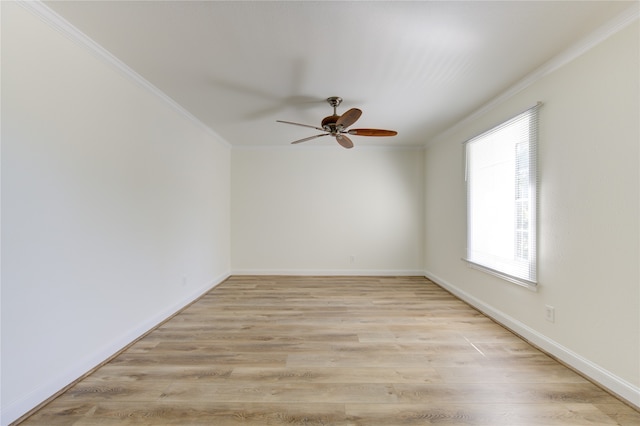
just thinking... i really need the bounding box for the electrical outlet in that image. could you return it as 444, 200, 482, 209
545, 305, 555, 323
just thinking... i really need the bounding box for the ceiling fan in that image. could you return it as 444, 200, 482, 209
276, 97, 397, 149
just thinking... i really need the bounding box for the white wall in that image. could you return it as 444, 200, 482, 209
424, 21, 639, 406
1, 3, 231, 423
232, 147, 424, 275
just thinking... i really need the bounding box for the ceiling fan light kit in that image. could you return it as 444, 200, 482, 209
277, 97, 397, 149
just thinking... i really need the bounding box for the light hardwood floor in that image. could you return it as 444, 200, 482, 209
18, 276, 640, 425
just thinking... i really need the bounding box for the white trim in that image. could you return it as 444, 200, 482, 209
231, 269, 425, 276
463, 259, 538, 292
424, 270, 640, 410
1, 273, 230, 426
428, 3, 640, 147
16, 0, 231, 149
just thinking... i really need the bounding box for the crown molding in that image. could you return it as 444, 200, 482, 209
17, 0, 637, 151
428, 2, 640, 147
17, 0, 231, 148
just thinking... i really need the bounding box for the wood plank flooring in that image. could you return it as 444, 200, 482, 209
18, 276, 640, 425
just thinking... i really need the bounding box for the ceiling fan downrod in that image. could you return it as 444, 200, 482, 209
322, 97, 343, 132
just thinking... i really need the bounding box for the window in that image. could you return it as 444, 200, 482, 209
464, 103, 540, 288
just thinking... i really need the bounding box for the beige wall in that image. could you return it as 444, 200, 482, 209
231, 147, 425, 274
1, 3, 231, 422
424, 22, 639, 404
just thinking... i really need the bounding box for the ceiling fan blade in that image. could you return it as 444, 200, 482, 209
276, 120, 324, 131
291, 133, 329, 144
335, 134, 354, 149
348, 128, 398, 137
336, 108, 362, 128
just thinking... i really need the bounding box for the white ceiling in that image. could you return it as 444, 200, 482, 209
45, 1, 634, 148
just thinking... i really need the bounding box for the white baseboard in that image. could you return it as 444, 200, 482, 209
1, 273, 230, 426
6, 270, 636, 425
424, 270, 640, 410
231, 269, 425, 276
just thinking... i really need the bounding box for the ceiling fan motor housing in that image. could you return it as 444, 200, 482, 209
321, 114, 341, 133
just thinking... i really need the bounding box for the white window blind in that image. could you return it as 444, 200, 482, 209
464, 103, 540, 288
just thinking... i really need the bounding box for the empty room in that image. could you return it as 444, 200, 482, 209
2, 1, 639, 425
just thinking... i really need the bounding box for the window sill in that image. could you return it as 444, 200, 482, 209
462, 258, 538, 292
